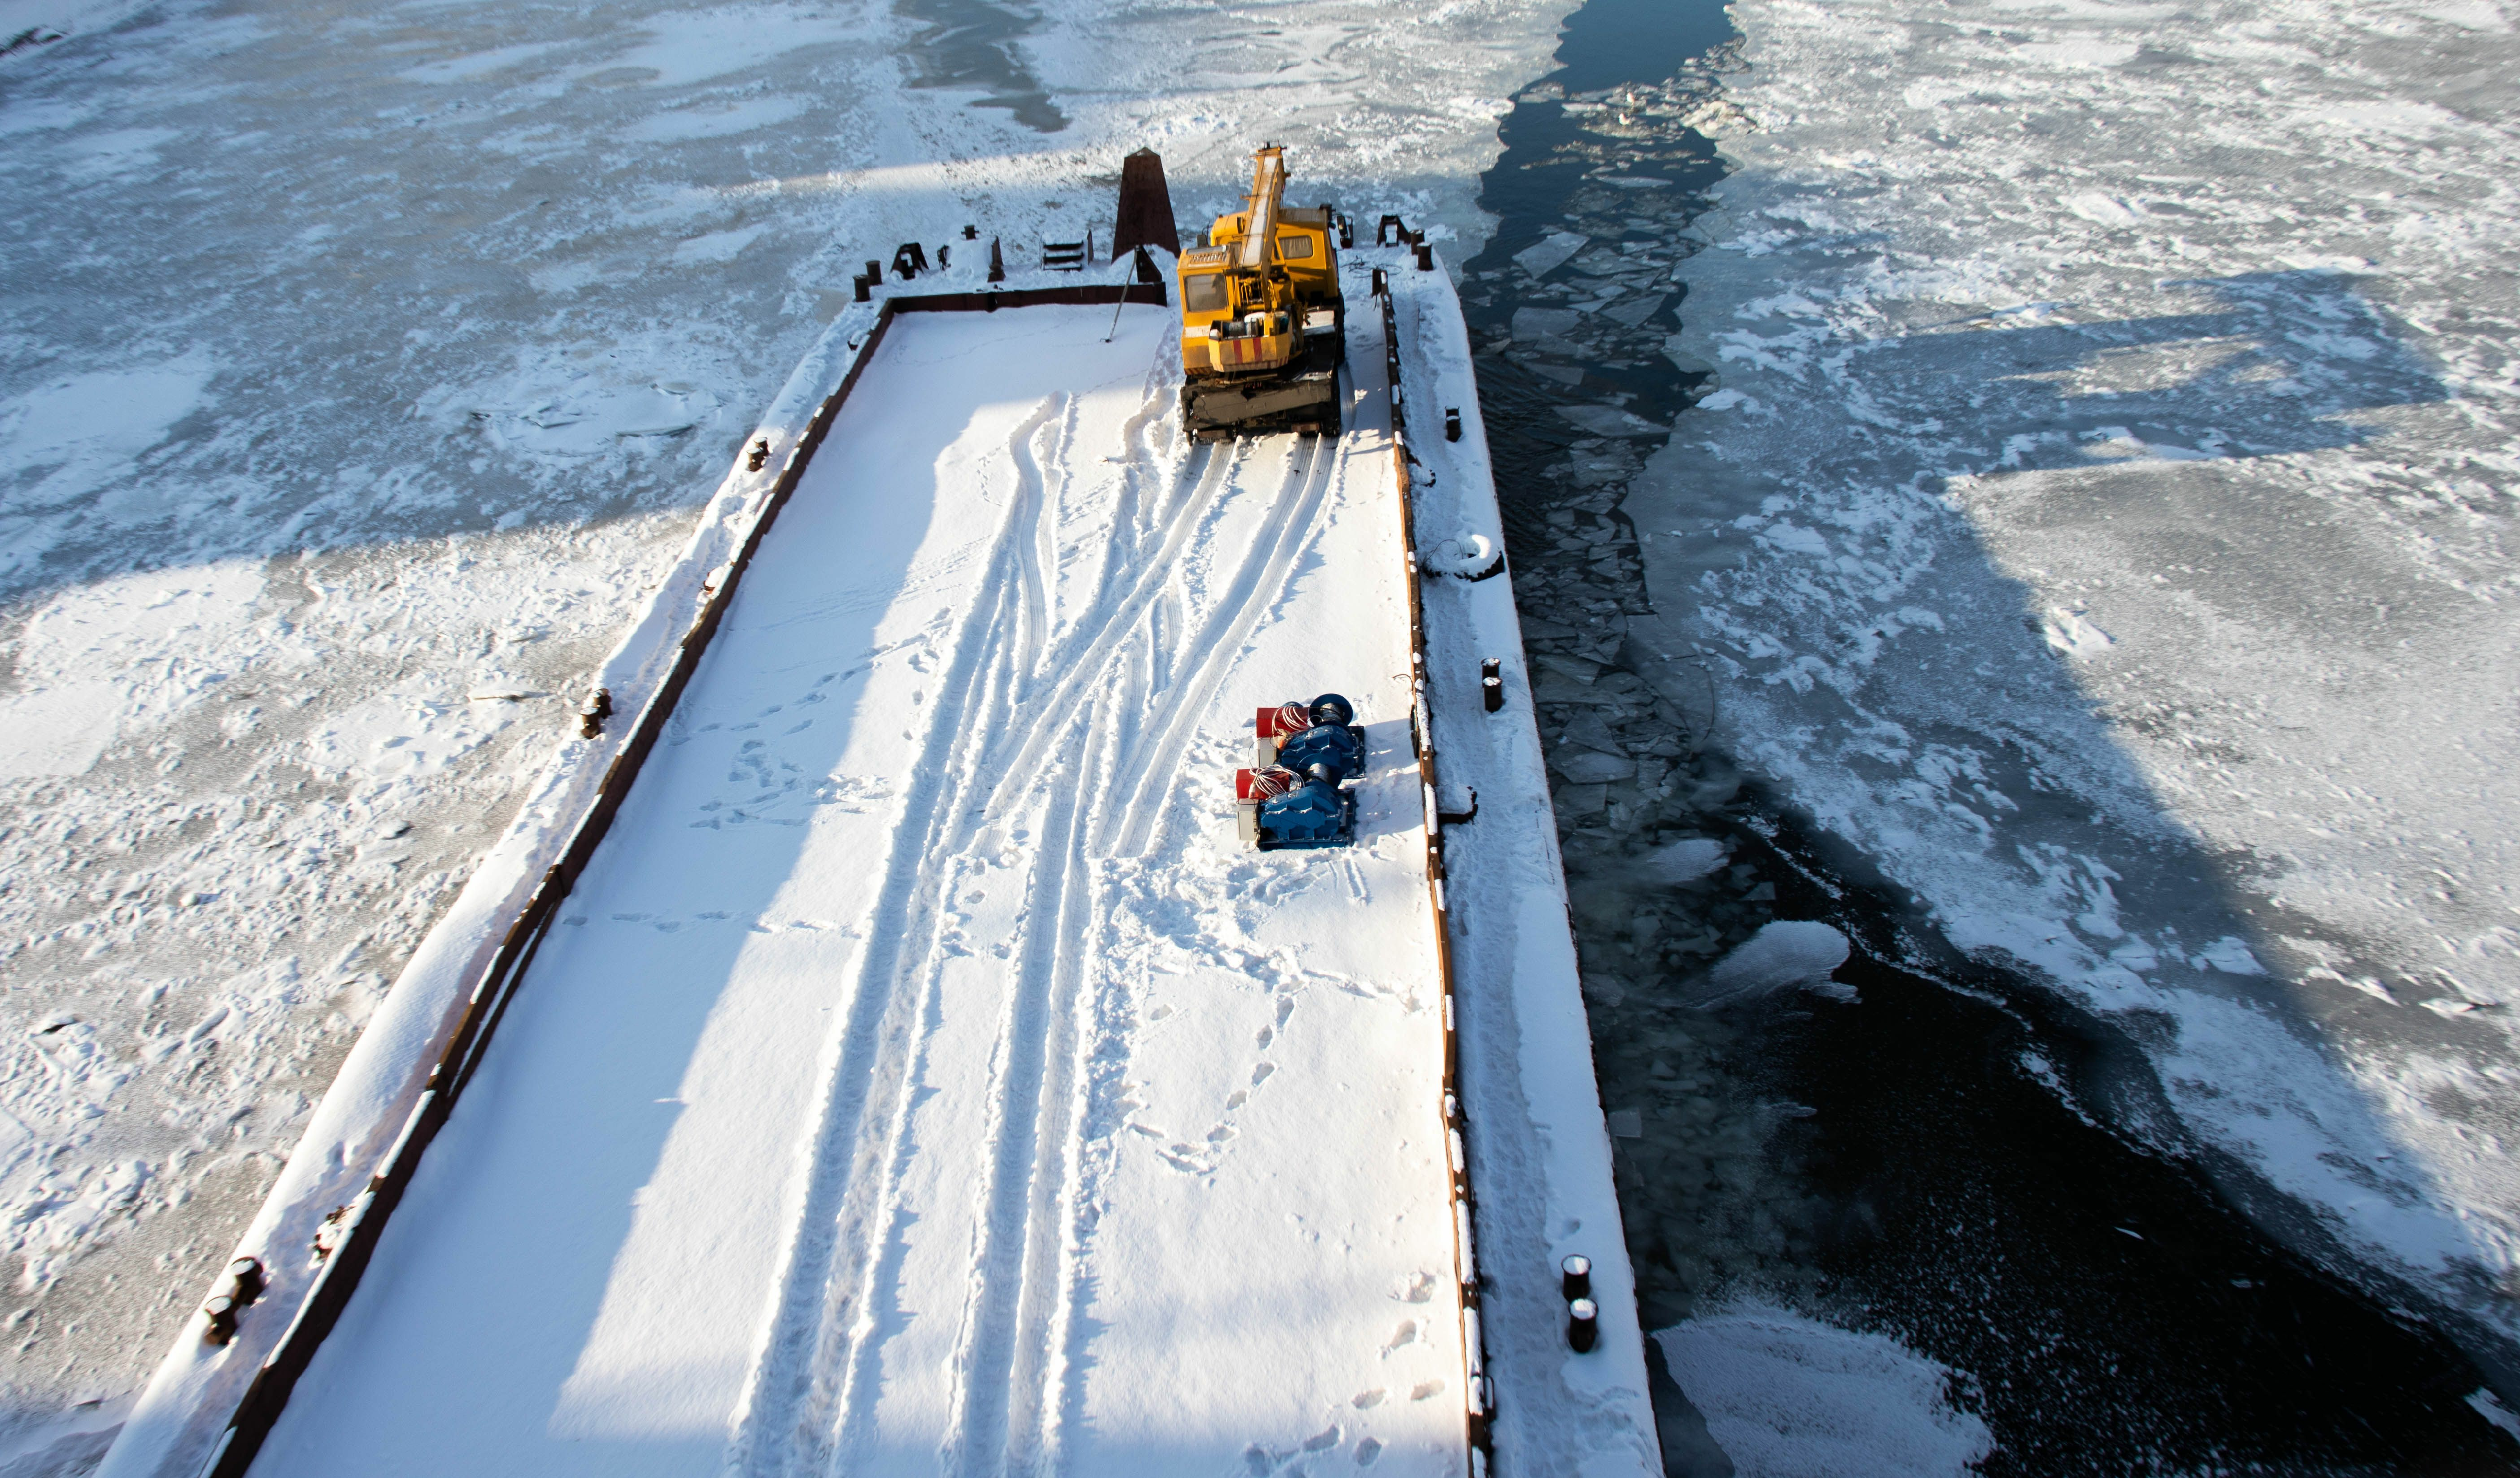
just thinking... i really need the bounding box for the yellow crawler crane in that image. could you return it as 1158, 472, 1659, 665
1177, 145, 1345, 441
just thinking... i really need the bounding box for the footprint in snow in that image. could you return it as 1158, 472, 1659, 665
1157, 1144, 1212, 1175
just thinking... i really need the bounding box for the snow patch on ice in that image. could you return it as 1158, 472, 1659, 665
398, 40, 569, 84
2192, 936, 2266, 976
445, 375, 726, 459
672, 224, 770, 264
54, 126, 182, 183
0, 559, 266, 775
0, 681, 119, 779
623, 95, 813, 143
605, 5, 869, 88
1656, 1302, 1994, 1477
2017, 38, 2139, 68
0, 362, 215, 514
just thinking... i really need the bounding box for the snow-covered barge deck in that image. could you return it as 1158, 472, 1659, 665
101, 247, 1662, 1478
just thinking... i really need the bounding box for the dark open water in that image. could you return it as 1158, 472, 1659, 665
1455, 0, 2519, 1471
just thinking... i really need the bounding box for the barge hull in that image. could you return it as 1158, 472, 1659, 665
240, 299, 1462, 1476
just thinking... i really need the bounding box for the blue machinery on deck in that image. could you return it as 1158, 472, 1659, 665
1234, 693, 1366, 849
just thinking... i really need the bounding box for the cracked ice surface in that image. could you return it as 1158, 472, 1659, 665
0, 0, 1569, 1451
1632, 0, 2520, 1356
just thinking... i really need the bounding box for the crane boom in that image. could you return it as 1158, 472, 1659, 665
1237, 146, 1286, 272
1174, 142, 1344, 441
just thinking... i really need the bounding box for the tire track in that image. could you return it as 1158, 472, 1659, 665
1100, 433, 1341, 859
1028, 438, 1235, 707
822, 456, 1188, 1475
1006, 397, 1063, 690
1008, 657, 1145, 1478
946, 384, 1359, 1467
723, 425, 1054, 1478
734, 359, 1345, 1476
977, 440, 1271, 797
940, 694, 1115, 1478
732, 386, 1223, 1478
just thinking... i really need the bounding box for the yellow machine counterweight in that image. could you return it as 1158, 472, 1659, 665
1176, 146, 1345, 441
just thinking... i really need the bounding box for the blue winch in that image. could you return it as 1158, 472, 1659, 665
1237, 692, 1366, 849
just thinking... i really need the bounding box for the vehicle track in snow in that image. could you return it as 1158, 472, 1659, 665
939, 692, 1109, 1477
1006, 397, 1066, 684
728, 419, 1102, 1478
1101, 433, 1337, 859
728, 368, 1349, 1475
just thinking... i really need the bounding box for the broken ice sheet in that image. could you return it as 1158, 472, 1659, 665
1556, 404, 1665, 437
1679, 921, 1854, 1009
1512, 306, 1585, 340
1642, 836, 1728, 885
1513, 231, 1589, 277
1656, 1304, 1993, 1474
2040, 607, 2114, 660
1604, 293, 1670, 327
